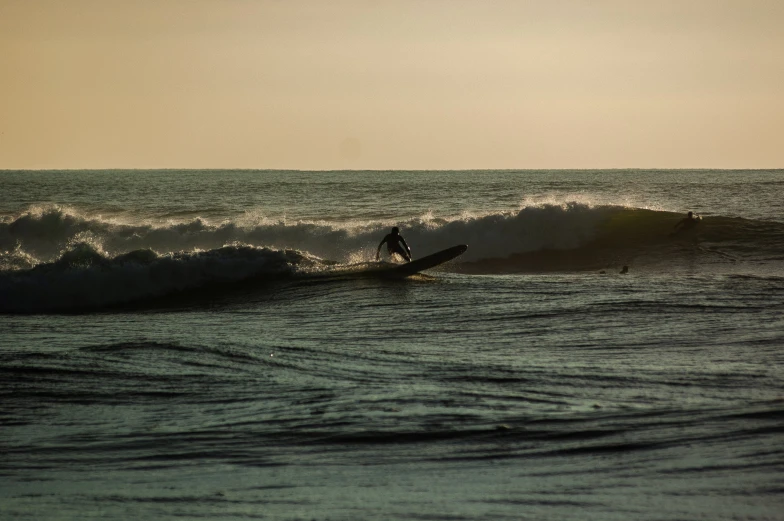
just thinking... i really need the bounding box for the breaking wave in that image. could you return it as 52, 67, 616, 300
2, 203, 783, 312
0, 243, 321, 313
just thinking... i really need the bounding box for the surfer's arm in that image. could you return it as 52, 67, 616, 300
399, 237, 411, 254
375, 239, 386, 260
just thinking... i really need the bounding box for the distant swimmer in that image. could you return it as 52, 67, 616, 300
376, 226, 411, 262
672, 211, 700, 234
620, 265, 629, 274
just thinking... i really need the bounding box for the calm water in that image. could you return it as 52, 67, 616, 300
1, 170, 783, 520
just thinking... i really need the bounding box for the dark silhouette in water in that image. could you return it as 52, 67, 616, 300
672, 211, 700, 234
600, 265, 628, 275
376, 226, 411, 262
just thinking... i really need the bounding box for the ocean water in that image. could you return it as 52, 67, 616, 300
1, 169, 783, 520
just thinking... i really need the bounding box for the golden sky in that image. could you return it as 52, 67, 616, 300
1, 0, 782, 169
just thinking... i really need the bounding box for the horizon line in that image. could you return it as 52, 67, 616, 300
2, 167, 783, 173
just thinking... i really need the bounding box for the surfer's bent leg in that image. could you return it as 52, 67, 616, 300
389, 244, 411, 262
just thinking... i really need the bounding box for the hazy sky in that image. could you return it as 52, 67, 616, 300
1, 0, 782, 169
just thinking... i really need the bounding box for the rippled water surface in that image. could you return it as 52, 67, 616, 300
2, 170, 783, 520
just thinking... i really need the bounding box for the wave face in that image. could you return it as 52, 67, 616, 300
0, 203, 614, 265
0, 243, 319, 313
2, 203, 783, 312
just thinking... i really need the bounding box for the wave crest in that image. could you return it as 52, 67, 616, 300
0, 203, 643, 265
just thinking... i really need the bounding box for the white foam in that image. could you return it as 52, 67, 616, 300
0, 202, 620, 266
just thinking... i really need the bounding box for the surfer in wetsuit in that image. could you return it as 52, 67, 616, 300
673, 211, 700, 234
376, 226, 411, 262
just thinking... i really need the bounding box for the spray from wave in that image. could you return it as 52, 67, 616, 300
0, 203, 651, 265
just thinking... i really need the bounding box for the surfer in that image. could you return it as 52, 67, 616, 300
672, 211, 700, 234
376, 226, 411, 262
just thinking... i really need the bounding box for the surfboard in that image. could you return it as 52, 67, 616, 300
377, 244, 467, 278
